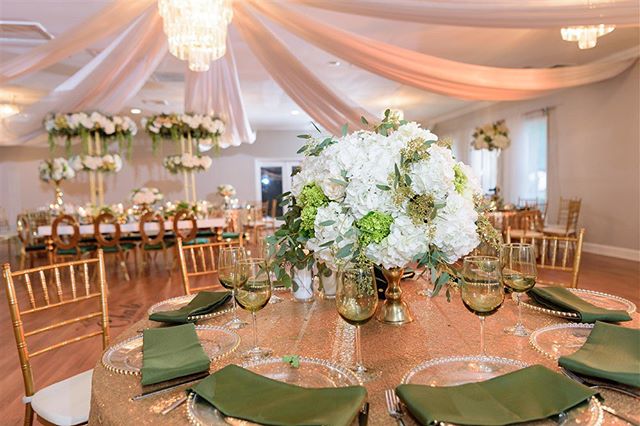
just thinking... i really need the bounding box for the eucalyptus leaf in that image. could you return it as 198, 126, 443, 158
318, 220, 336, 226
376, 184, 391, 191
336, 243, 354, 259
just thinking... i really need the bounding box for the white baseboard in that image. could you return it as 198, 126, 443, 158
583, 242, 640, 262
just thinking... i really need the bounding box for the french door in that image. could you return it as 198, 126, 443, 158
254, 160, 301, 216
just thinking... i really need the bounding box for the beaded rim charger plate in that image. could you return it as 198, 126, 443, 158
147, 295, 233, 321
401, 355, 603, 426
518, 288, 636, 319
101, 325, 240, 376
529, 323, 594, 360
186, 357, 361, 426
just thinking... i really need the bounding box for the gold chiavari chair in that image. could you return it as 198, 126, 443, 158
544, 199, 581, 237
138, 211, 173, 271
93, 213, 135, 281
506, 227, 585, 288
51, 215, 96, 264
505, 209, 544, 241
177, 236, 243, 295
173, 209, 209, 245
17, 214, 48, 269
2, 250, 109, 426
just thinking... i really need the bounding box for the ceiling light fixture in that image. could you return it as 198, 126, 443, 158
157, 0, 233, 72
328, 60, 341, 67
130, 108, 142, 115
0, 98, 19, 119
290, 110, 300, 116
560, 24, 615, 49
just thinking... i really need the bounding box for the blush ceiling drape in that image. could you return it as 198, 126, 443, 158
288, 0, 640, 28
0, 0, 156, 85
184, 41, 256, 148
1, 10, 167, 146
233, 3, 376, 135
248, 0, 638, 101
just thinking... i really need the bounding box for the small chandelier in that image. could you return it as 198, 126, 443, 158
158, 0, 233, 72
560, 24, 615, 49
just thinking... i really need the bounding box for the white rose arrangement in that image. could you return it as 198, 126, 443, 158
130, 187, 164, 205
142, 113, 225, 152
472, 119, 510, 151
163, 153, 212, 174
44, 112, 137, 152
39, 157, 76, 182
269, 110, 500, 294
70, 154, 123, 173
217, 184, 236, 198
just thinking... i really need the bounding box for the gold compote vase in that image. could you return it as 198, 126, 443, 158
376, 266, 413, 325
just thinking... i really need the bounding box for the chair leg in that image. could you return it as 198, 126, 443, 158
119, 252, 130, 282
24, 402, 35, 426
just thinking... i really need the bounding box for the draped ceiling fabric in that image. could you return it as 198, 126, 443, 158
184, 42, 256, 148
289, 0, 640, 28
1, 10, 167, 145
234, 3, 375, 135
248, 0, 638, 101
0, 0, 156, 84
0, 0, 638, 145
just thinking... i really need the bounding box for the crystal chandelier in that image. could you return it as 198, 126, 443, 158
560, 24, 615, 49
158, 0, 233, 72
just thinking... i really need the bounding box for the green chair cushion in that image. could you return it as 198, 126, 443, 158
196, 230, 216, 237
221, 232, 240, 240
25, 244, 46, 252
56, 245, 97, 255
184, 237, 210, 246
102, 243, 136, 253
143, 241, 175, 251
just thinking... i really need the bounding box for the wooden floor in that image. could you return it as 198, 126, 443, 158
0, 240, 638, 425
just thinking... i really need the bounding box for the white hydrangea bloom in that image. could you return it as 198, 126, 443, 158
432, 192, 480, 263
343, 178, 395, 220
456, 162, 482, 201
410, 145, 456, 202
366, 213, 430, 269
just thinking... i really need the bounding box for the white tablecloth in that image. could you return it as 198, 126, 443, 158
37, 218, 226, 236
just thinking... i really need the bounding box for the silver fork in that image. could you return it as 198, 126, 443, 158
384, 389, 406, 426
561, 367, 640, 399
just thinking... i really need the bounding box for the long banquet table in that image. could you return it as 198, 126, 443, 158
89, 280, 639, 425
37, 218, 226, 236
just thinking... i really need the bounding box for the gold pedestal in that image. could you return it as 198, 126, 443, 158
376, 267, 413, 325
54, 181, 64, 207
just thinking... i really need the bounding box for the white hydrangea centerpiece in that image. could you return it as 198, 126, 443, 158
69, 154, 123, 173
471, 119, 510, 151
162, 153, 212, 174
39, 157, 76, 182
130, 187, 164, 206
269, 110, 500, 296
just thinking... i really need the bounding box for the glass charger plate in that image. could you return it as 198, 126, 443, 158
101, 325, 240, 376
147, 295, 233, 321
401, 355, 603, 426
529, 323, 594, 360
186, 357, 361, 425
519, 288, 636, 320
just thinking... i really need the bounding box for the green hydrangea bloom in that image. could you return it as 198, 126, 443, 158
453, 164, 467, 194
297, 183, 327, 208
356, 211, 393, 247
300, 205, 318, 237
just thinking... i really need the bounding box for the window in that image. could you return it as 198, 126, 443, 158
254, 160, 301, 216
469, 148, 499, 195
521, 112, 548, 202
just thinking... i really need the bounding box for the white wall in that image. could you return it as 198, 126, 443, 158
434, 62, 640, 256
0, 130, 305, 224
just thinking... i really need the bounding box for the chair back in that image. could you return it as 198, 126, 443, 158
177, 237, 243, 295
564, 200, 581, 234
139, 212, 165, 246
557, 197, 581, 224
173, 209, 198, 243
2, 250, 109, 423
17, 214, 33, 247
507, 209, 543, 232
52, 214, 81, 251
506, 227, 585, 288
93, 213, 122, 248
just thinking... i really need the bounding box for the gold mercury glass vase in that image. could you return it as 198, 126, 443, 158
376, 266, 414, 325
53, 180, 64, 207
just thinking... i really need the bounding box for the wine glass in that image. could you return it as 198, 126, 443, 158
461, 256, 504, 356
336, 265, 379, 382
218, 246, 248, 329
500, 243, 537, 337
260, 237, 283, 304
235, 258, 273, 360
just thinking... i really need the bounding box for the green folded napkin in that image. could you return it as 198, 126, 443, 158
141, 323, 210, 386
528, 287, 631, 323
190, 364, 367, 426
559, 321, 640, 387
396, 365, 596, 425
149, 291, 231, 324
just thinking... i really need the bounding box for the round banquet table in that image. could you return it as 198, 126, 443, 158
89, 280, 639, 425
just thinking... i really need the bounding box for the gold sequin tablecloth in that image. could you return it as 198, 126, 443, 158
89, 282, 639, 425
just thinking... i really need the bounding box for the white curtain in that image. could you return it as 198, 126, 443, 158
0, 0, 155, 84
289, 0, 640, 28
517, 111, 549, 201
248, 0, 637, 101
233, 3, 375, 135
1, 10, 167, 146
184, 41, 256, 148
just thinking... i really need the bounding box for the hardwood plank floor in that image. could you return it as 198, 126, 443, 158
0, 240, 638, 425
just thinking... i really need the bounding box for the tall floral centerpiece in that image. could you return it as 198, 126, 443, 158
38, 157, 76, 208
471, 119, 510, 151
271, 111, 500, 325
143, 113, 224, 202
44, 111, 136, 206
217, 184, 236, 208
